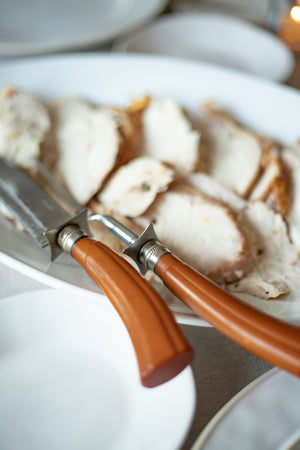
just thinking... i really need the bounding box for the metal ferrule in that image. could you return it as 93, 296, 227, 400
139, 240, 171, 272
123, 223, 171, 274
57, 224, 88, 255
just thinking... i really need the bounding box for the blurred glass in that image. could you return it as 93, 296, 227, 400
267, 0, 300, 52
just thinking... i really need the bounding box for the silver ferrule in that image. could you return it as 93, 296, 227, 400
140, 240, 171, 272
57, 224, 88, 254
123, 223, 171, 274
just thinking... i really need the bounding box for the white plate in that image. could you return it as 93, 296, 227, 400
0, 289, 195, 450
171, 0, 270, 25
113, 13, 295, 82
192, 369, 300, 450
0, 0, 167, 56
1, 53, 300, 326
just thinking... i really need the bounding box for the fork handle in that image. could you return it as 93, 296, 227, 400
71, 237, 193, 387
155, 253, 300, 376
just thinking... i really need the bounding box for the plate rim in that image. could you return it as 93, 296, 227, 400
191, 368, 278, 449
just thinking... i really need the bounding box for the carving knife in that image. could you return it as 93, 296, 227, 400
0, 157, 193, 387
94, 214, 300, 377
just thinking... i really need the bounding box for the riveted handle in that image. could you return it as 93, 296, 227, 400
71, 237, 193, 387
155, 253, 300, 376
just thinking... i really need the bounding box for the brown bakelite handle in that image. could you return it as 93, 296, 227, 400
71, 237, 193, 387
155, 253, 300, 376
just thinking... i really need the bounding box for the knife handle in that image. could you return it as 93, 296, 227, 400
71, 237, 193, 387
155, 253, 300, 376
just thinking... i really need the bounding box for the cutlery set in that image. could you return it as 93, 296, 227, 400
0, 155, 300, 386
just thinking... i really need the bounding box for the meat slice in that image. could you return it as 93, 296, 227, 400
199, 103, 290, 215
0, 87, 50, 170
282, 145, 300, 248
199, 102, 264, 197
141, 97, 200, 174
228, 201, 300, 299
103, 105, 143, 165
136, 183, 252, 283
187, 172, 246, 211
99, 157, 174, 217
53, 98, 138, 205
249, 147, 290, 216
186, 173, 300, 298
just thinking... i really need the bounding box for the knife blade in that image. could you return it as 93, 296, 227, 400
93, 213, 300, 377
0, 157, 193, 387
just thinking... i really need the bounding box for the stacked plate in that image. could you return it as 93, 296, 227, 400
113, 13, 295, 82
0, 0, 168, 56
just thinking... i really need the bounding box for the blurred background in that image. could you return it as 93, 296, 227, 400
1, 0, 300, 89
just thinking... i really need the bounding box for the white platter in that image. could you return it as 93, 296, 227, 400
0, 0, 167, 56
0, 289, 195, 450
192, 368, 300, 450
0, 53, 300, 326
113, 13, 295, 82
